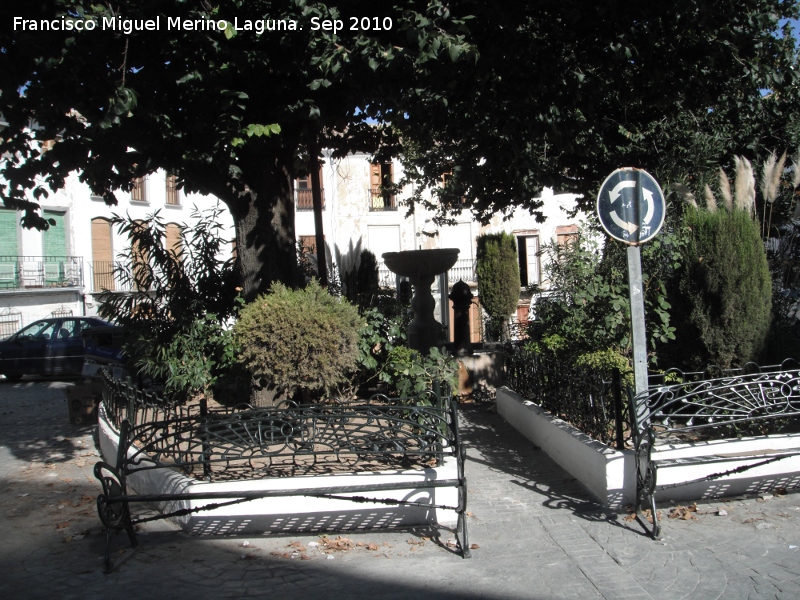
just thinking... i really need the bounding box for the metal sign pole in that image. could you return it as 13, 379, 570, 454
626, 245, 649, 396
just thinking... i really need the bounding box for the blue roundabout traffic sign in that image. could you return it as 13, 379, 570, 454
596, 168, 665, 245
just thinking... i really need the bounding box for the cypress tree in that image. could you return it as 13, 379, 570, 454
476, 232, 521, 341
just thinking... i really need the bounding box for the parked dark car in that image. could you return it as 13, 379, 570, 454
0, 316, 112, 381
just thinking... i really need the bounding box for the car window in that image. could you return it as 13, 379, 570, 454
17, 320, 58, 340
57, 319, 81, 339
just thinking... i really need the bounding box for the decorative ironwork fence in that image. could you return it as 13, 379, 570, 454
0, 307, 22, 337
634, 359, 800, 440
629, 359, 800, 539
503, 345, 623, 445
100, 371, 457, 480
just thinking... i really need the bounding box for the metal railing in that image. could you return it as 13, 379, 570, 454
369, 187, 397, 211
504, 345, 625, 445
0, 255, 83, 290
89, 261, 155, 293
449, 258, 476, 283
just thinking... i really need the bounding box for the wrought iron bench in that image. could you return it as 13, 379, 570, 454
94, 374, 470, 571
630, 360, 800, 538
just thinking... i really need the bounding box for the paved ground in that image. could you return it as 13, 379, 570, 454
1, 379, 799, 599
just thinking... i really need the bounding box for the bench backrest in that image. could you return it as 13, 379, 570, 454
101, 373, 459, 480
630, 362, 800, 447
116, 401, 458, 480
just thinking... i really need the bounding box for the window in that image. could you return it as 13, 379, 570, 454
165, 174, 180, 205
295, 166, 324, 211
298, 235, 318, 255
369, 161, 396, 211
556, 225, 579, 249
91, 218, 115, 291
131, 176, 147, 203
516, 233, 540, 287
165, 223, 182, 259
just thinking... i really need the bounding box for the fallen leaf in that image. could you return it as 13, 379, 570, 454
668, 504, 698, 521
470, 544, 480, 550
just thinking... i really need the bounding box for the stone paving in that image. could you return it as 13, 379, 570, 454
1, 379, 799, 599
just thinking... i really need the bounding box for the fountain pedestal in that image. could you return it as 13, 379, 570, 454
382, 249, 460, 354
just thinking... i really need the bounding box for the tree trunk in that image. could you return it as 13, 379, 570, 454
226, 155, 300, 302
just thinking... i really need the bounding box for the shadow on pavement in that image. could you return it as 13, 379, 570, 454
457, 402, 643, 534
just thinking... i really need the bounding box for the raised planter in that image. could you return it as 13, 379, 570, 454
497, 387, 800, 509
497, 387, 634, 508
97, 403, 459, 535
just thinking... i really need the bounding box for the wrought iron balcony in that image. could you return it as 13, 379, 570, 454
89, 261, 155, 293
448, 258, 477, 283
0, 256, 83, 291
369, 187, 397, 211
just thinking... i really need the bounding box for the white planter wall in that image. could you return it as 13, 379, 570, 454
497, 387, 800, 508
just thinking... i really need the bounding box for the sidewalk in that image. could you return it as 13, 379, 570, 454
1, 379, 799, 599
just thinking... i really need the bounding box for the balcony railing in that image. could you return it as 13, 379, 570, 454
89, 261, 153, 293
296, 188, 325, 211
0, 256, 83, 291
449, 258, 477, 283
369, 187, 397, 211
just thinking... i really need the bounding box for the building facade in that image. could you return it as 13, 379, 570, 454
0, 169, 234, 336
1, 148, 584, 341
294, 152, 586, 340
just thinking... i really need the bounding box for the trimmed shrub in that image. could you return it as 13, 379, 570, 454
234, 281, 362, 404
676, 207, 772, 369
476, 232, 521, 340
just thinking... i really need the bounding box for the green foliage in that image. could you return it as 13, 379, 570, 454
382, 346, 459, 398
134, 314, 239, 402
234, 281, 362, 400
98, 206, 240, 401
574, 349, 634, 389
530, 226, 681, 365
476, 232, 520, 340
351, 303, 457, 397
399, 2, 800, 226
674, 207, 772, 369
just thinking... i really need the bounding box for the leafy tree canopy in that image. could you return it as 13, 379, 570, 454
2, 0, 798, 298
1, 0, 475, 298
400, 0, 800, 224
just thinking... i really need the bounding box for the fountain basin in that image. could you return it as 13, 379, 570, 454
382, 249, 460, 279
382, 248, 460, 353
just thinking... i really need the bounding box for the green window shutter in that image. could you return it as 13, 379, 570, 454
0, 210, 19, 257
0, 210, 19, 287
43, 210, 67, 258
43, 210, 67, 284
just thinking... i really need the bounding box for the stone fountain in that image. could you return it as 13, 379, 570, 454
382, 248, 460, 354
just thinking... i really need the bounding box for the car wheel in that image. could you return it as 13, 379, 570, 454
2, 373, 23, 382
